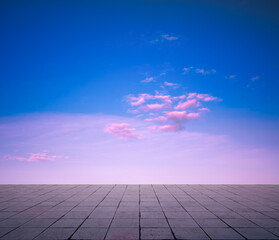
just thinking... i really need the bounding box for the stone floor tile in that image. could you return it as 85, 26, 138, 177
203, 227, 245, 239
223, 218, 258, 228
111, 218, 139, 228
168, 218, 199, 228
266, 228, 279, 236
141, 218, 168, 227
0, 228, 13, 238
114, 211, 139, 218
250, 218, 279, 228
172, 227, 209, 239
235, 227, 279, 239
51, 218, 84, 228
22, 218, 57, 228
0, 218, 30, 228
106, 227, 139, 240
71, 227, 107, 239
141, 227, 174, 239
81, 218, 111, 228
195, 218, 228, 227
141, 211, 165, 219
189, 211, 218, 219
34, 227, 76, 240
1, 227, 44, 240
165, 211, 191, 219
63, 211, 90, 219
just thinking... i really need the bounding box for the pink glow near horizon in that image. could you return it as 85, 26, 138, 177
0, 113, 278, 184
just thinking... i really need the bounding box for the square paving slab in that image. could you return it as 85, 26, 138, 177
0, 185, 278, 239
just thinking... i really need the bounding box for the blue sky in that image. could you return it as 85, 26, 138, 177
0, 0, 279, 183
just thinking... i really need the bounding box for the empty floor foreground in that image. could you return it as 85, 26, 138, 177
0, 185, 279, 240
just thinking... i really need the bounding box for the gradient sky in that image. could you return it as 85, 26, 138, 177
0, 0, 279, 184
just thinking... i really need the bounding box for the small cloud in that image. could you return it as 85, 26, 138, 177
199, 107, 210, 112
126, 93, 153, 106
187, 93, 219, 102
183, 67, 216, 75
104, 123, 138, 139
161, 34, 178, 41
145, 116, 168, 123
251, 76, 259, 81
164, 81, 180, 89
174, 99, 200, 110
160, 72, 167, 76
227, 75, 237, 79
166, 111, 200, 123
183, 67, 194, 71
141, 103, 166, 111
3, 152, 65, 162
141, 77, 155, 83
159, 124, 180, 131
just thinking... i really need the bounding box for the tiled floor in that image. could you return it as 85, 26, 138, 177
0, 185, 278, 239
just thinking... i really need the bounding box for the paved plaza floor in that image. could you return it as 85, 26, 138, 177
0, 185, 278, 239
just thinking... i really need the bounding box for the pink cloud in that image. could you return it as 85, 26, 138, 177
195, 68, 205, 74
183, 67, 194, 72
126, 91, 217, 133
141, 103, 165, 111
172, 95, 186, 100
187, 93, 218, 102
166, 111, 200, 123
141, 77, 154, 83
197, 94, 218, 102
183, 67, 216, 75
199, 107, 210, 112
3, 153, 61, 162
164, 81, 179, 89
153, 94, 172, 105
195, 68, 216, 75
251, 76, 259, 81
159, 124, 180, 131
126, 94, 153, 106
174, 99, 200, 110
186, 113, 200, 119
104, 123, 138, 139
145, 116, 168, 123
187, 93, 197, 99
161, 34, 178, 41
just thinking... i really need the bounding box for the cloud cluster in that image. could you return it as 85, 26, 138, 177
104, 123, 138, 139
126, 91, 219, 131
183, 67, 216, 75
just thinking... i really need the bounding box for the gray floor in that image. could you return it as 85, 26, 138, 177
0, 185, 279, 240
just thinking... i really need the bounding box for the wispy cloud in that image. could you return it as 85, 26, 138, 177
251, 76, 259, 81
227, 75, 237, 79
161, 34, 178, 41
183, 67, 216, 75
104, 123, 138, 139
141, 77, 155, 83
164, 81, 180, 89
3, 152, 65, 162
